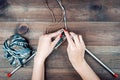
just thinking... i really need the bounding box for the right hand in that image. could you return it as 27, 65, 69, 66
64, 30, 86, 68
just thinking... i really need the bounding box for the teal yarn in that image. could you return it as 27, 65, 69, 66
3, 34, 33, 67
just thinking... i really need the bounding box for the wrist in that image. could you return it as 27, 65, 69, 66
34, 55, 46, 66
74, 60, 90, 73
34, 51, 46, 61
73, 60, 100, 80
72, 59, 87, 71
71, 59, 86, 67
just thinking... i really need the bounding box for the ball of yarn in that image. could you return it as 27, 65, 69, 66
3, 34, 32, 67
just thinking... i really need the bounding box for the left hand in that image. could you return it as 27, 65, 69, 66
34, 30, 62, 62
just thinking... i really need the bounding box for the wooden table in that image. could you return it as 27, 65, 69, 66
0, 0, 120, 80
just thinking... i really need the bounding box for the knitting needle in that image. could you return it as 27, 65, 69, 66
56, 0, 67, 30
7, 53, 36, 77
56, 0, 118, 78
55, 36, 118, 78
85, 48, 118, 78
54, 0, 68, 49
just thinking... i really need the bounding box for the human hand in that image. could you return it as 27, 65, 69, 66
32, 30, 62, 80
34, 30, 62, 63
64, 30, 86, 68
64, 30, 100, 80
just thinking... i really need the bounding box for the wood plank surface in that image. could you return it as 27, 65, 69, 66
0, 22, 120, 46
0, 22, 120, 80
0, 0, 120, 80
0, 0, 119, 21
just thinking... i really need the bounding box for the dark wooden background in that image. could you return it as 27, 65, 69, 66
0, 0, 120, 80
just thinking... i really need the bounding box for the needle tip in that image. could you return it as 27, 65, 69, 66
114, 73, 119, 78
7, 73, 12, 78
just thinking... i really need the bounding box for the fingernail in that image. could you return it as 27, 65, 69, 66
64, 29, 67, 32
60, 34, 62, 38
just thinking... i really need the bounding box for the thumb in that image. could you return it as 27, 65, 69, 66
48, 29, 62, 38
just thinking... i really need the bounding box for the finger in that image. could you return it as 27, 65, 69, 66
48, 29, 62, 38
70, 32, 80, 46
79, 35, 85, 48
64, 30, 74, 45
51, 35, 60, 48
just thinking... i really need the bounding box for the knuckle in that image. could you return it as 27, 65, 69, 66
74, 34, 78, 38
70, 46, 76, 51
79, 35, 82, 38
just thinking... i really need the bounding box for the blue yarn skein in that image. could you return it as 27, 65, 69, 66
3, 34, 32, 67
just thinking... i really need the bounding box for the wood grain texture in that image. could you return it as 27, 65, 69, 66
0, 22, 120, 46
0, 68, 119, 80
0, 0, 119, 21
0, 0, 120, 80
0, 22, 120, 80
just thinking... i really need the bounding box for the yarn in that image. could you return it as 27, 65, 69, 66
3, 34, 33, 67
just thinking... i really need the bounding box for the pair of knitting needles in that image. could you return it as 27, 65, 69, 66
55, 0, 118, 78
7, 0, 118, 78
